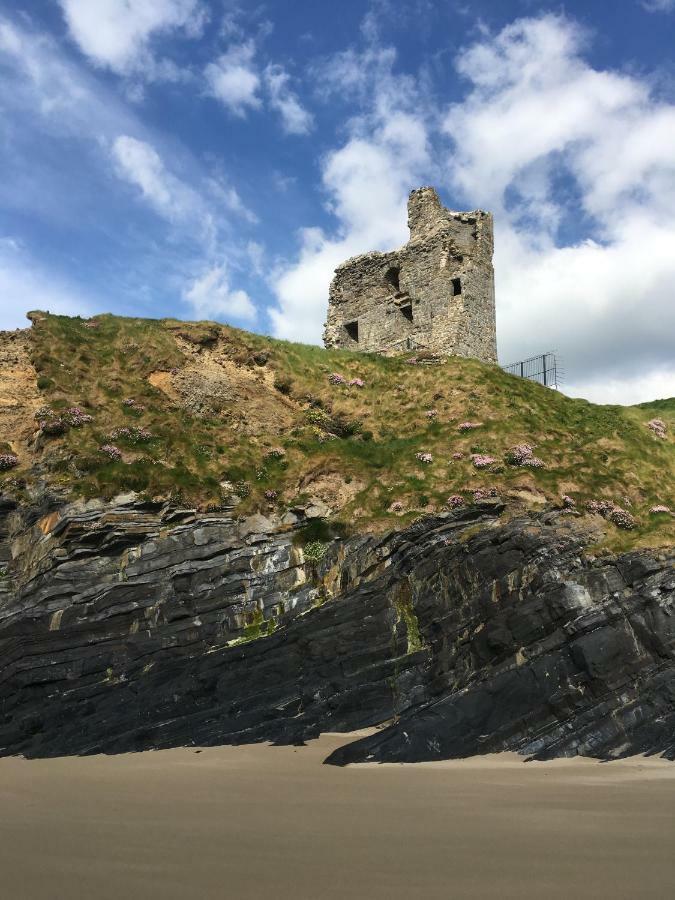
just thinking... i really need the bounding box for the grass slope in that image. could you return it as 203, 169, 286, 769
3, 311, 673, 550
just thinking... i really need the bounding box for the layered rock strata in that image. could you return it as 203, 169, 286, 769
0, 495, 673, 761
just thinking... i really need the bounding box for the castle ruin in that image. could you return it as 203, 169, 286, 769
323, 187, 497, 362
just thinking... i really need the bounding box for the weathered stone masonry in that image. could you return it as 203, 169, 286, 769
323, 187, 497, 362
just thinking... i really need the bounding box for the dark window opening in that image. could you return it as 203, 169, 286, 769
400, 304, 413, 322
345, 320, 359, 342
452, 277, 462, 296
384, 266, 401, 292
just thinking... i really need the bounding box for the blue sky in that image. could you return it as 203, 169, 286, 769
1, 0, 674, 404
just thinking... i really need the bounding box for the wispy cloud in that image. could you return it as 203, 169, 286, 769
641, 0, 675, 12
264, 64, 314, 134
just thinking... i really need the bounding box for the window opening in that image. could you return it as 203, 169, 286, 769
345, 320, 359, 342
452, 277, 462, 296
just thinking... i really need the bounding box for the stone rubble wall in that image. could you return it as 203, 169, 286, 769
324, 187, 498, 362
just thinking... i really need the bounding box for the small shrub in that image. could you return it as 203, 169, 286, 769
273, 374, 293, 395
303, 540, 329, 563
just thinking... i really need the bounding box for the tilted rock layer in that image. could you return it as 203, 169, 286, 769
0, 495, 673, 761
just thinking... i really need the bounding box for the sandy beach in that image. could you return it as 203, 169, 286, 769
0, 732, 674, 900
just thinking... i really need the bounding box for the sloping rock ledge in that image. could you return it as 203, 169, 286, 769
0, 494, 673, 761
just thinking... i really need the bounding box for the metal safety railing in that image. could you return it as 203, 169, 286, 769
501, 351, 562, 389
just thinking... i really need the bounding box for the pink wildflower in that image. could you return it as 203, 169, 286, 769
328, 372, 346, 385
649, 505, 671, 514
0, 454, 19, 470
458, 421, 482, 432
471, 454, 495, 469
264, 490, 278, 502
349, 378, 365, 388
425, 409, 438, 419
64, 407, 93, 427
415, 452, 433, 464
100, 444, 122, 461
561, 495, 576, 508
505, 444, 544, 468
473, 487, 498, 501
647, 419, 667, 439
389, 500, 405, 513
446, 495, 464, 509
451, 452, 463, 460
586, 499, 636, 530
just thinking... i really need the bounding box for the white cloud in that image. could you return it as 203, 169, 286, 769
641, 0, 675, 11
443, 14, 675, 395
205, 42, 262, 116
270, 14, 675, 403
58, 0, 207, 76
0, 243, 92, 330
269, 45, 430, 342
184, 265, 257, 323
264, 64, 313, 134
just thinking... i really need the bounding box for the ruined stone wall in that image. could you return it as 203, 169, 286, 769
323, 187, 497, 362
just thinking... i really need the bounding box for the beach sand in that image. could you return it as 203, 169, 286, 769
1, 732, 674, 900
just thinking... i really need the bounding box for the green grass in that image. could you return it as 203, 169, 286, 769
2, 311, 673, 550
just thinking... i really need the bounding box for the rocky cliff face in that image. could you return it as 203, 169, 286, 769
0, 495, 673, 761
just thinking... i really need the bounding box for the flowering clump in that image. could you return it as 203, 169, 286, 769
458, 421, 482, 432
610, 508, 636, 530
646, 419, 667, 439
82, 320, 99, 329
505, 444, 544, 468
123, 398, 146, 412
425, 409, 438, 420
451, 452, 463, 460
64, 407, 93, 427
100, 444, 122, 461
110, 426, 153, 444
349, 378, 365, 388
649, 505, 671, 515
415, 452, 433, 464
35, 405, 92, 435
473, 487, 498, 501
406, 357, 419, 365
328, 372, 346, 385
264, 490, 278, 502
561, 495, 576, 509
471, 454, 495, 469
0, 454, 19, 470
586, 499, 636, 530
389, 500, 405, 513
264, 447, 286, 460
446, 495, 464, 509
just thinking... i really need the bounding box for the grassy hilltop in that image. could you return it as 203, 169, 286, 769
1, 311, 673, 550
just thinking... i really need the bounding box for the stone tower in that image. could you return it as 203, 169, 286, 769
323, 187, 497, 362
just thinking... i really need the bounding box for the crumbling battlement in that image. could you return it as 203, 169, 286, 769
323, 187, 497, 362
